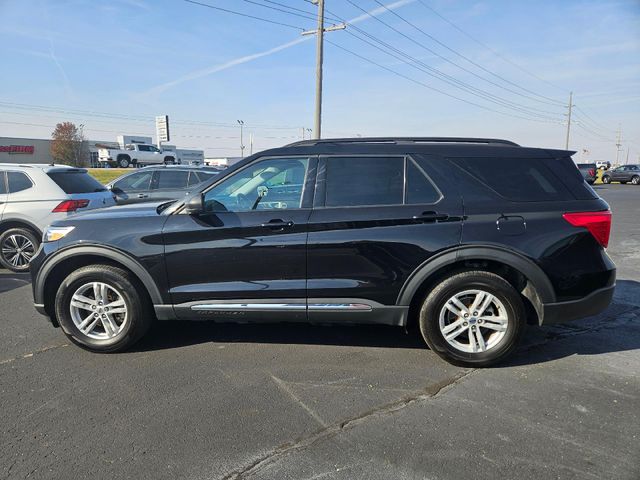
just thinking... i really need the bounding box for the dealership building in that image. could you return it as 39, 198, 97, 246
0, 136, 204, 166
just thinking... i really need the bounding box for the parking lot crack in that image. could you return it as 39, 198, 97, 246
0, 343, 69, 366
220, 369, 475, 480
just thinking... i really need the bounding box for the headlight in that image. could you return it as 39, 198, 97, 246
44, 226, 75, 242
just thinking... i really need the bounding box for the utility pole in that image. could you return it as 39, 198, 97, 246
302, 1, 346, 140
237, 119, 245, 157
564, 91, 573, 150
615, 125, 622, 165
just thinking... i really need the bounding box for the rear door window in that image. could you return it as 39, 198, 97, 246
0, 172, 6, 194
47, 171, 106, 193
451, 157, 573, 201
155, 170, 189, 190
7, 172, 33, 193
406, 157, 442, 204
324, 157, 404, 207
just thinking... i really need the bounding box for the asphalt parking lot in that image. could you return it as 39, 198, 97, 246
1, 185, 639, 480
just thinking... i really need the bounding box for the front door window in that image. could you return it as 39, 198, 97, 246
203, 157, 310, 212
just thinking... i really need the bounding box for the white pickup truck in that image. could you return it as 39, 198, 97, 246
98, 144, 178, 168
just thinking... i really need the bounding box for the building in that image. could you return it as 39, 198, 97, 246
0, 136, 204, 167
204, 156, 243, 168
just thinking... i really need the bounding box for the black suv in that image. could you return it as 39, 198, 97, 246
30, 138, 616, 367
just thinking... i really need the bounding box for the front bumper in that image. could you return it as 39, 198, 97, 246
542, 284, 615, 324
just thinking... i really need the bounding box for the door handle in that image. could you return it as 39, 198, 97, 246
261, 219, 294, 230
412, 211, 449, 223
137, 193, 149, 199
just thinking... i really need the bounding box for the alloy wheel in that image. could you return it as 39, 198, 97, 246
69, 282, 128, 340
438, 289, 509, 353
1, 234, 35, 269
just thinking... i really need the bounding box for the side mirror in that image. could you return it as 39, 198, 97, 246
184, 194, 204, 215
110, 186, 123, 194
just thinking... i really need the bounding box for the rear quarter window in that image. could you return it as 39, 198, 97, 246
451, 157, 574, 202
7, 171, 34, 193
47, 171, 107, 194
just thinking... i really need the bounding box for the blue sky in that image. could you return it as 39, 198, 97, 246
0, 0, 638, 161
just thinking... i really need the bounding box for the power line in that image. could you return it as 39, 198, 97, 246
361, 0, 565, 107
415, 0, 568, 94
338, 26, 562, 122
183, 0, 304, 31
324, 39, 563, 125
323, 3, 563, 121
573, 105, 616, 135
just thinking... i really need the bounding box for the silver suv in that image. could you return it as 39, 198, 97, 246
0, 164, 115, 272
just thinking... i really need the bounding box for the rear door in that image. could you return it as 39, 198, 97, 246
306, 154, 463, 322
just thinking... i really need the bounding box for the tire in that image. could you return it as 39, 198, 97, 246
0, 227, 39, 272
118, 156, 131, 168
602, 175, 611, 184
418, 271, 525, 368
55, 264, 153, 352
164, 157, 176, 165
632, 176, 640, 185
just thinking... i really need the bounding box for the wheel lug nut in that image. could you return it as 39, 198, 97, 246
473, 311, 478, 316
94, 313, 99, 317
92, 305, 96, 310
463, 322, 468, 326
464, 313, 469, 318
478, 319, 483, 324
471, 326, 476, 330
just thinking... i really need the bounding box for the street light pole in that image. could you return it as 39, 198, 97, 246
237, 119, 245, 157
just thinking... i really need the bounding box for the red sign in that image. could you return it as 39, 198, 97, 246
0, 145, 35, 154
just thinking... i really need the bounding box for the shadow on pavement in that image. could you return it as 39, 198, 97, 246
502, 279, 640, 367
134, 280, 640, 358
0, 271, 31, 294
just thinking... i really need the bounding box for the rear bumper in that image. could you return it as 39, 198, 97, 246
541, 284, 615, 325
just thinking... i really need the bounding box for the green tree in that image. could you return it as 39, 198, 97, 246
50, 122, 88, 166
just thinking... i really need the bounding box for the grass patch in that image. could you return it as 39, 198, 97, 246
88, 168, 129, 184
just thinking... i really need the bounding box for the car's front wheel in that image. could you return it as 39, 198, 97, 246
418, 271, 525, 367
631, 175, 640, 185
55, 265, 153, 352
0, 227, 39, 272
602, 175, 611, 184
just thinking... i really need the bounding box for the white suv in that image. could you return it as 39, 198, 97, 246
0, 164, 116, 272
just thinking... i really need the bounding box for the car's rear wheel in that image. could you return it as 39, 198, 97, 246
118, 156, 131, 168
164, 157, 176, 165
0, 227, 39, 272
418, 271, 525, 367
602, 175, 611, 184
632, 175, 640, 185
55, 264, 153, 352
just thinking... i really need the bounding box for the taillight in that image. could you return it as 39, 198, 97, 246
562, 211, 612, 248
52, 199, 90, 213
588, 169, 595, 177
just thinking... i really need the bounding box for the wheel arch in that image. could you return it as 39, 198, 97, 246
35, 245, 164, 324
0, 219, 43, 238
398, 246, 555, 327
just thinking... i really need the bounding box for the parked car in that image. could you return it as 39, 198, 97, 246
30, 137, 615, 367
601, 164, 640, 185
107, 165, 220, 205
576, 163, 597, 184
98, 143, 177, 168
596, 160, 611, 170
0, 164, 115, 272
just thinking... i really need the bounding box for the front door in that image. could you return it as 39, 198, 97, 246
163, 156, 317, 321
306, 154, 463, 324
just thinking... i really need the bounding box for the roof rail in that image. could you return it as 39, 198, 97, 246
285, 137, 520, 147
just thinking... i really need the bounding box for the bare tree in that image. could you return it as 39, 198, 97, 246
50, 122, 88, 166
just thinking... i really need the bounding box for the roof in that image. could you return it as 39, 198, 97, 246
285, 137, 520, 147
0, 163, 82, 172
